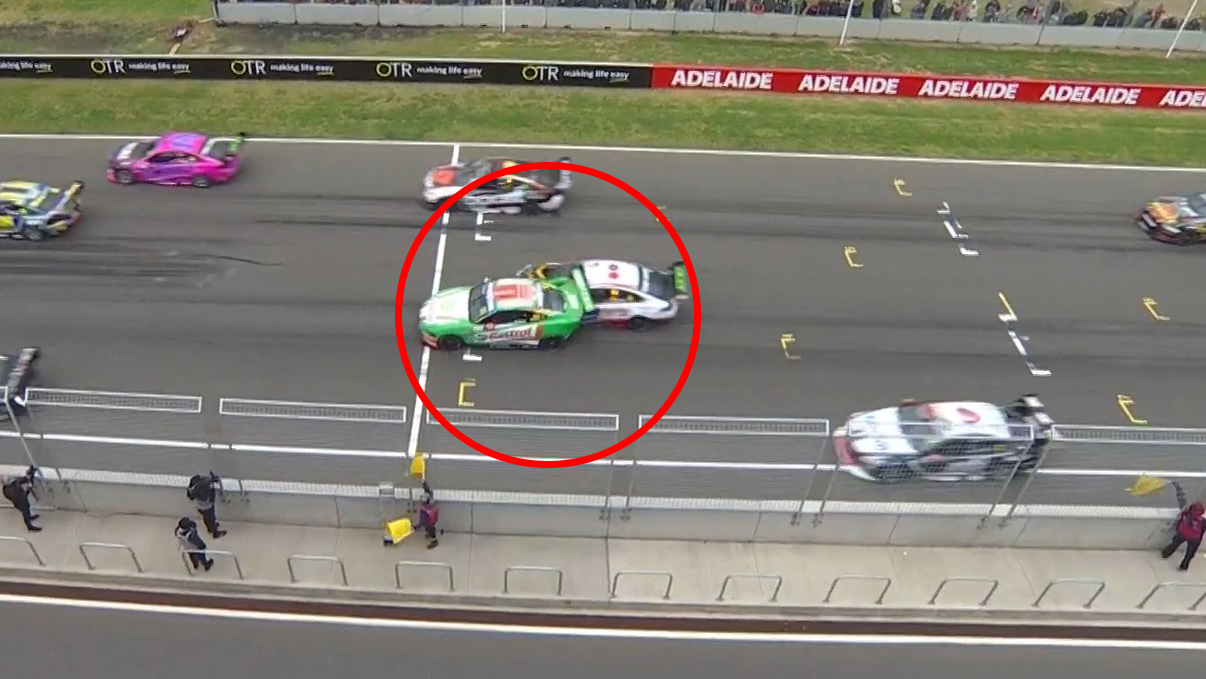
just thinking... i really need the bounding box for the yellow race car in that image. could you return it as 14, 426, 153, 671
0, 180, 85, 242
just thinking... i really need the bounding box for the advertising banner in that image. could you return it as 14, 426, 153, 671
0, 55, 653, 88
651, 64, 1206, 110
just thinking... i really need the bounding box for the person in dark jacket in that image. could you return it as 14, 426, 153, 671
2, 467, 41, 532
1162, 481, 1206, 571
417, 481, 442, 549
176, 517, 214, 572
186, 472, 227, 539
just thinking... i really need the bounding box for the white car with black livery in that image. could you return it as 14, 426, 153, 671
517, 258, 690, 331
833, 394, 1054, 483
421, 156, 573, 215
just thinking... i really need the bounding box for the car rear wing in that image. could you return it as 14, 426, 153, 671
570, 265, 598, 323
669, 261, 690, 298
1005, 393, 1054, 436
554, 156, 573, 191
56, 181, 84, 212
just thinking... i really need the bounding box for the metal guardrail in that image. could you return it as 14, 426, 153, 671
286, 555, 348, 586
928, 577, 1000, 607
1032, 578, 1106, 609
78, 542, 143, 573
395, 560, 455, 592
823, 575, 892, 605
0, 536, 44, 567
611, 569, 674, 600
9, 534, 1206, 614
503, 566, 565, 596
180, 550, 245, 580
1137, 582, 1206, 611
716, 573, 784, 603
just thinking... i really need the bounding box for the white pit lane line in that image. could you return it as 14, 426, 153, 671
405, 143, 459, 469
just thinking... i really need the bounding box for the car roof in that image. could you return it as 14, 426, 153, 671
580, 259, 643, 290
916, 401, 1018, 440
153, 131, 210, 156
0, 181, 51, 208
488, 278, 544, 312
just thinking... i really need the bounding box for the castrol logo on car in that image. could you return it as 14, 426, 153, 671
668, 68, 774, 90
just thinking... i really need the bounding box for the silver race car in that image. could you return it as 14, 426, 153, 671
833, 394, 1054, 483
421, 157, 573, 215
518, 258, 690, 330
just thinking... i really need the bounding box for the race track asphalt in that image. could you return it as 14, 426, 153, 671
0, 600, 1202, 679
2, 137, 1206, 506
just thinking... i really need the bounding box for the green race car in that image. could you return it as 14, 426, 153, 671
418, 267, 598, 351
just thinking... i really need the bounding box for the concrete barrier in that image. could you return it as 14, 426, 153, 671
16, 464, 1178, 549
213, 2, 1206, 51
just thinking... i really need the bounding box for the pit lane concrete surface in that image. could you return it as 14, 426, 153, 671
1, 137, 1206, 508
1, 597, 1202, 679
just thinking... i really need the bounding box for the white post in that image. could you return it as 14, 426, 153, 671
838, 0, 857, 46
1166, 0, 1199, 58
501, 0, 508, 33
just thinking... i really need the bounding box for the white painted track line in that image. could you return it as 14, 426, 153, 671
3, 594, 1206, 649
405, 143, 457, 467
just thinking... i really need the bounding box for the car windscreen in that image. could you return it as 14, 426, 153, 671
1188, 194, 1206, 215
30, 188, 65, 212
543, 289, 566, 312
468, 283, 490, 323
642, 267, 676, 301
456, 160, 491, 185
896, 405, 949, 451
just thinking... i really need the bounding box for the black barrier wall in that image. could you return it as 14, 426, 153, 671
0, 55, 653, 88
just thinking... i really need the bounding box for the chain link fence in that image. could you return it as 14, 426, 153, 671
5, 385, 1205, 516
422, 408, 621, 500
621, 415, 830, 506
215, 398, 409, 486
19, 388, 206, 476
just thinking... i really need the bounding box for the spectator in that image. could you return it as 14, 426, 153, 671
176, 517, 214, 572
186, 472, 228, 539
2, 466, 41, 532
417, 481, 442, 549
1162, 482, 1205, 572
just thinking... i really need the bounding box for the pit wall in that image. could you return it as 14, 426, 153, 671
212, 3, 1206, 53
15, 465, 1178, 550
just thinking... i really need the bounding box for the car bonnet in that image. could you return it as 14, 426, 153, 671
422, 288, 472, 324
845, 407, 915, 455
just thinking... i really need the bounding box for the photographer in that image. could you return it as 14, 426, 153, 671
2, 466, 41, 532
186, 472, 227, 539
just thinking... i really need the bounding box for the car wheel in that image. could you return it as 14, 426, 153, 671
1178, 230, 1194, 246
437, 336, 464, 351
626, 317, 652, 331
115, 170, 135, 185
192, 176, 211, 188
538, 337, 564, 351
25, 228, 44, 242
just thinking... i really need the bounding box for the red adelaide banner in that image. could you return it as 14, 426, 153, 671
651, 65, 1206, 110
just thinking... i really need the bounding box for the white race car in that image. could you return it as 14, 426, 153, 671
832, 394, 1054, 483
517, 258, 690, 330
421, 156, 572, 215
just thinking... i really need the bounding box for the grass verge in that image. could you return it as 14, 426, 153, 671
4, 81, 1204, 167
3, 1, 1206, 84
2, 1, 1204, 166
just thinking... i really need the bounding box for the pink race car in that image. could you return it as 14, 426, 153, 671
107, 131, 248, 188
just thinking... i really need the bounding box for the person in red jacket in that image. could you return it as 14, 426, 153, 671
1162, 482, 1206, 571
